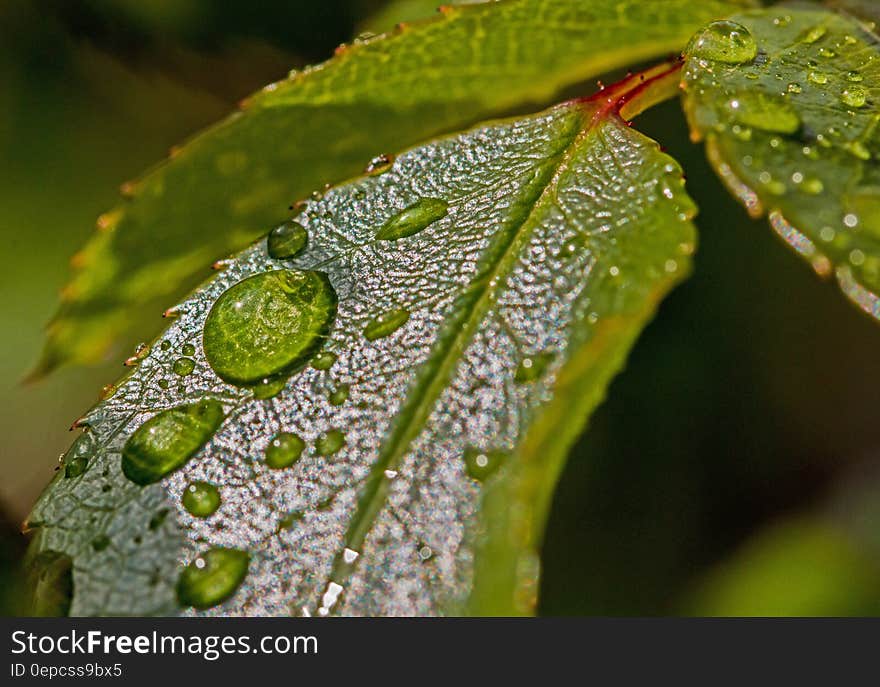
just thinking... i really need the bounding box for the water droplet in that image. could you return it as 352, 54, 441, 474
808, 71, 828, 85
121, 400, 226, 485
158, 379, 170, 390
846, 70, 864, 83
802, 178, 824, 195
418, 544, 434, 561
376, 198, 448, 241
251, 375, 287, 399
364, 153, 394, 175
160, 341, 172, 351
62, 433, 95, 479
315, 429, 345, 456
265, 432, 305, 469
818, 47, 836, 59
514, 352, 555, 383
172, 357, 195, 376
182, 481, 221, 517
363, 308, 410, 341
840, 86, 867, 108
182, 344, 196, 357
203, 270, 337, 385
797, 25, 827, 44
91, 535, 110, 552
844, 141, 871, 161
687, 20, 758, 64
267, 221, 308, 260
311, 351, 337, 370
846, 190, 880, 238
328, 384, 350, 406
463, 447, 508, 481
787, 83, 802, 94
726, 91, 801, 134
176, 547, 249, 609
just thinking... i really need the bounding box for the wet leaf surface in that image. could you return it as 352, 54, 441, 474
682, 7, 880, 319
36, 0, 751, 375
28, 70, 697, 616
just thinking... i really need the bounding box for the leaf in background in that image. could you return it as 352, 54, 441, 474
27, 67, 697, 616
36, 0, 753, 375
681, 7, 880, 320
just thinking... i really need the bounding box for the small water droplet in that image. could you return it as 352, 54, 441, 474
514, 352, 555, 383
808, 71, 828, 85
121, 400, 226, 485
265, 432, 305, 469
840, 86, 867, 108
846, 70, 864, 83
418, 544, 434, 561
182, 344, 196, 357
203, 270, 337, 385
726, 91, 801, 134
797, 25, 827, 44
251, 375, 287, 399
176, 547, 249, 609
817, 47, 837, 59
787, 82, 802, 94
687, 20, 758, 64
160, 341, 172, 351
315, 429, 345, 456
364, 153, 394, 175
363, 308, 410, 341
311, 351, 337, 370
463, 447, 508, 481
267, 221, 308, 260
328, 384, 350, 406
376, 198, 448, 241
172, 357, 195, 376
91, 535, 110, 552
182, 481, 221, 517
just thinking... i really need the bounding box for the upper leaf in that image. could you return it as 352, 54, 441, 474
682, 7, 880, 319
36, 0, 752, 375
28, 68, 697, 616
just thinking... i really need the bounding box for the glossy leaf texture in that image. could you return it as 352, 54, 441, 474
682, 7, 880, 319
35, 0, 753, 375
27, 70, 697, 616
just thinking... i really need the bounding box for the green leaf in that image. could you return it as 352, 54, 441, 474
36, 0, 752, 375
682, 7, 880, 320
27, 68, 697, 616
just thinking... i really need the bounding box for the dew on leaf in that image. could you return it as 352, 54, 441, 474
121, 400, 225, 485
808, 71, 828, 85
265, 432, 305, 469
182, 344, 196, 357
176, 547, 249, 609
203, 270, 337, 385
182, 481, 221, 517
311, 351, 337, 370
687, 20, 758, 64
514, 352, 555, 383
251, 375, 287, 399
840, 86, 867, 108
315, 429, 345, 456
328, 384, 350, 406
376, 198, 448, 240
463, 447, 508, 481
797, 25, 827, 44
726, 91, 801, 134
364, 153, 394, 175
267, 220, 308, 260
172, 358, 195, 376
363, 307, 410, 341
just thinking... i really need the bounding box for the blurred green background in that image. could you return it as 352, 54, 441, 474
2, 0, 879, 616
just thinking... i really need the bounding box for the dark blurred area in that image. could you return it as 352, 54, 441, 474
1, 0, 879, 616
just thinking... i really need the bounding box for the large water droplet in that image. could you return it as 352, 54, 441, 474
182, 481, 221, 517
376, 198, 448, 241
687, 20, 758, 64
176, 547, 249, 609
265, 432, 305, 469
363, 308, 410, 341
315, 429, 345, 456
726, 91, 801, 134
203, 270, 337, 385
267, 221, 308, 260
121, 400, 225, 485
463, 447, 508, 481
